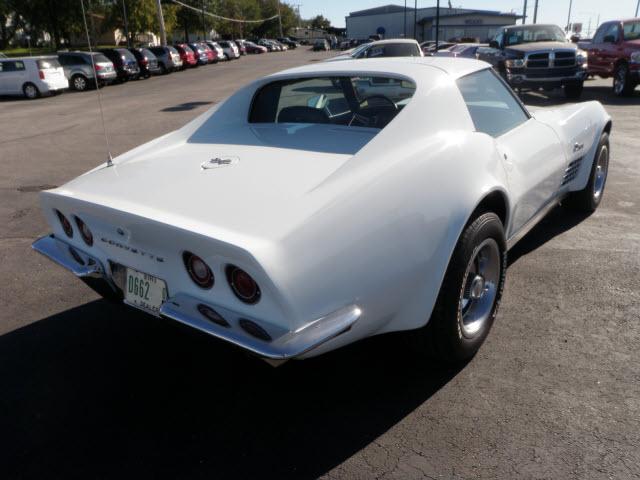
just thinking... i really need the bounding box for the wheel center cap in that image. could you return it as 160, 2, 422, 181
470, 275, 485, 299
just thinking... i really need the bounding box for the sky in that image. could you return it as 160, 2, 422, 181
298, 0, 639, 36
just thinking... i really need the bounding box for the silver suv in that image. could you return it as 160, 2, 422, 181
148, 46, 183, 73
58, 51, 117, 91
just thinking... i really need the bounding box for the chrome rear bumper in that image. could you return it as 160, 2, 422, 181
32, 234, 360, 363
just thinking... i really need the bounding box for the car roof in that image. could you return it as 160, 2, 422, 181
370, 39, 419, 45
274, 57, 488, 80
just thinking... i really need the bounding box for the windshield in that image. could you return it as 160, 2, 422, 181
249, 75, 416, 130
624, 21, 640, 41
503, 25, 566, 46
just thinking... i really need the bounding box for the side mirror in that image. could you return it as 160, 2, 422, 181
489, 40, 500, 49
603, 35, 616, 43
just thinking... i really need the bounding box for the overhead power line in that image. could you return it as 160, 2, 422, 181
170, 0, 280, 23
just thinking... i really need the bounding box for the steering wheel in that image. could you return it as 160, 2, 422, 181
349, 94, 398, 128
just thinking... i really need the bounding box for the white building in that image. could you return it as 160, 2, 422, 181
345, 5, 520, 42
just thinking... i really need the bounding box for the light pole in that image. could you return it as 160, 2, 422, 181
435, 0, 440, 47
636, 0, 639, 17
277, 0, 284, 38
533, 0, 539, 24
404, 0, 407, 38
413, 0, 417, 40
566, 0, 573, 32
155, 0, 167, 45
122, 0, 130, 47
522, 0, 527, 24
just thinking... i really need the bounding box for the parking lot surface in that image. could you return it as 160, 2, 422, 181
1, 49, 639, 479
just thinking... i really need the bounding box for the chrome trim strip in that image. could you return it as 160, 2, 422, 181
506, 196, 565, 250
160, 294, 361, 360
32, 234, 104, 277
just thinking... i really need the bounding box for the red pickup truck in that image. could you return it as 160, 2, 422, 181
580, 18, 640, 96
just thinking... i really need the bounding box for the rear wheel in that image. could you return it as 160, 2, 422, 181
23, 82, 39, 99
564, 83, 583, 100
409, 212, 506, 363
71, 74, 89, 91
613, 63, 635, 96
565, 132, 609, 213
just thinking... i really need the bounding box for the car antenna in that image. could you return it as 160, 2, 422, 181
80, 0, 114, 167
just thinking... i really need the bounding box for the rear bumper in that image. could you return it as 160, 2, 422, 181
32, 234, 360, 363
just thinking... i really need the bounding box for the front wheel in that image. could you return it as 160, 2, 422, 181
564, 83, 583, 100
613, 63, 635, 96
71, 74, 89, 91
409, 212, 506, 363
565, 132, 609, 213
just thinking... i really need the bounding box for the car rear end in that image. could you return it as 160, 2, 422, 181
91, 53, 117, 85
117, 48, 140, 80
34, 57, 68, 94
200, 43, 216, 63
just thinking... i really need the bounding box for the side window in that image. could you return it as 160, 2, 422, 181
15, 61, 25, 71
604, 23, 621, 42
457, 69, 529, 138
494, 32, 504, 48
592, 24, 609, 44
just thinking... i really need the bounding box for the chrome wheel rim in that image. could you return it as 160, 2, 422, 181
25, 85, 37, 98
459, 238, 501, 337
614, 68, 626, 95
593, 145, 609, 200
74, 76, 86, 90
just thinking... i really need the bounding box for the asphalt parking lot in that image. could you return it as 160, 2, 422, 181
1, 48, 639, 479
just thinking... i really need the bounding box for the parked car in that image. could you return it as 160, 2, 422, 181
272, 40, 288, 51
476, 24, 588, 99
312, 38, 330, 51
579, 17, 640, 96
98, 48, 140, 82
434, 43, 485, 58
33, 58, 612, 366
325, 39, 423, 61
187, 42, 210, 65
199, 42, 217, 63
421, 41, 456, 55
218, 40, 240, 60
277, 37, 298, 49
148, 45, 183, 73
233, 39, 247, 55
128, 47, 161, 78
205, 41, 225, 61
258, 39, 279, 51
174, 43, 198, 68
0, 56, 68, 99
58, 51, 116, 91
244, 41, 267, 54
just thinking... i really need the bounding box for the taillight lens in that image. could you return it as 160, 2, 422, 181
55, 210, 73, 238
226, 266, 261, 304
74, 216, 93, 246
183, 252, 214, 289
38, 70, 45, 79
95, 64, 103, 71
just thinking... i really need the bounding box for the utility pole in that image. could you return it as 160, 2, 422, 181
404, 0, 407, 38
155, 0, 167, 46
277, 0, 284, 37
522, 0, 527, 24
566, 0, 573, 32
201, 0, 206, 40
435, 0, 440, 47
413, 0, 417, 40
636, 0, 639, 17
122, 0, 130, 47
533, 0, 539, 24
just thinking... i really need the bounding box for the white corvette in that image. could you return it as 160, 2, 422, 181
33, 58, 611, 365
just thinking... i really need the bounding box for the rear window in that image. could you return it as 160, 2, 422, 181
37, 58, 60, 69
168, 46, 179, 55
249, 76, 416, 129
366, 43, 420, 58
117, 49, 136, 61
149, 47, 165, 55
94, 53, 111, 63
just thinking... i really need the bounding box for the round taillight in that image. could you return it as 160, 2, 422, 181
197, 304, 229, 327
183, 252, 214, 289
55, 209, 73, 238
74, 216, 93, 246
226, 266, 261, 304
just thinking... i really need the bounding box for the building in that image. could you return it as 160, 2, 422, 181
345, 5, 520, 42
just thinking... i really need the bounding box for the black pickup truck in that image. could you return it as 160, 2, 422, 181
476, 24, 589, 99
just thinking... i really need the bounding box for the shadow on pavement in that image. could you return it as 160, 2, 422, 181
508, 204, 591, 266
0, 300, 461, 479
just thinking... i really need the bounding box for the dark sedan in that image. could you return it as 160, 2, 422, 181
98, 48, 140, 82
128, 47, 161, 78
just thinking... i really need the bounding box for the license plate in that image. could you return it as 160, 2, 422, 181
124, 267, 167, 316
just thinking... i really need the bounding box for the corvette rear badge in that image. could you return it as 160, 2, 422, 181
201, 156, 239, 169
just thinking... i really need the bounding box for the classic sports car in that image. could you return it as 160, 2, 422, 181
33, 57, 611, 365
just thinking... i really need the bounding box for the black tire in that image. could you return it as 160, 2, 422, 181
565, 132, 609, 213
409, 212, 507, 363
564, 83, 583, 100
22, 82, 40, 99
71, 74, 89, 91
613, 63, 635, 97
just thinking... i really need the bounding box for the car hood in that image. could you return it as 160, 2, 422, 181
506, 41, 577, 52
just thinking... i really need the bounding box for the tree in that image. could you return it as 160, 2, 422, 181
309, 14, 330, 30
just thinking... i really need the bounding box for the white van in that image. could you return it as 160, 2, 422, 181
0, 56, 68, 99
